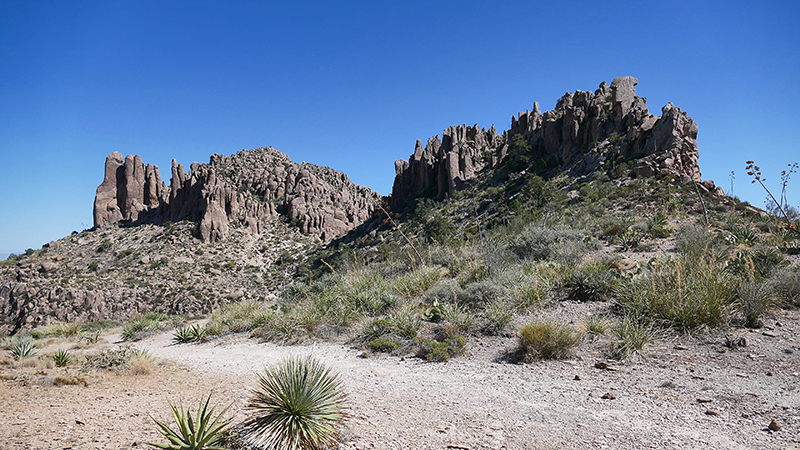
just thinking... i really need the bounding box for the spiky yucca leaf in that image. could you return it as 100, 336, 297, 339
52, 349, 72, 367
147, 393, 231, 450
242, 356, 348, 450
11, 339, 37, 360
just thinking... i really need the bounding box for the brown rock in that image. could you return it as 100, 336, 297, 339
768, 420, 782, 431
390, 77, 705, 208
92, 148, 379, 243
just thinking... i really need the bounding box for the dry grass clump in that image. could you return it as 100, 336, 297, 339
517, 321, 581, 362
125, 352, 157, 375
53, 374, 88, 386
17, 356, 54, 370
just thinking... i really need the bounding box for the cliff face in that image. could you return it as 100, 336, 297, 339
94, 147, 380, 242
391, 77, 711, 206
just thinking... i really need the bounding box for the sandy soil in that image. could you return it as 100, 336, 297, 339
2, 306, 799, 450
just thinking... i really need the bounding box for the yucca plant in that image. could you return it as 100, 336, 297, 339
148, 393, 231, 450
52, 349, 72, 367
173, 324, 207, 344
11, 339, 37, 360
241, 356, 348, 450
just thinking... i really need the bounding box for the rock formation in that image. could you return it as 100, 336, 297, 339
94, 147, 380, 242
392, 76, 713, 206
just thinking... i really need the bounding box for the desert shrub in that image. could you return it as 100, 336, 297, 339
32, 322, 82, 339
480, 300, 514, 336
737, 281, 774, 328
367, 338, 400, 353
126, 351, 156, 375
85, 347, 150, 370
392, 265, 444, 299
517, 321, 580, 361
725, 223, 760, 247
54, 374, 88, 386
423, 216, 457, 245
122, 313, 185, 341
388, 304, 421, 340
250, 315, 299, 344
241, 356, 347, 450
415, 335, 466, 362
564, 264, 618, 301
508, 226, 588, 265
522, 173, 558, 207
581, 316, 610, 335
346, 288, 397, 315
615, 255, 738, 330
675, 224, 718, 259
207, 300, 274, 335
358, 318, 396, 344
770, 267, 800, 307
726, 247, 787, 279
612, 317, 657, 358
424, 281, 462, 305
440, 302, 475, 334
506, 275, 552, 310
148, 393, 231, 450
460, 281, 503, 309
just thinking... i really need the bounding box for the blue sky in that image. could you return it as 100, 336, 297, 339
1, 1, 799, 257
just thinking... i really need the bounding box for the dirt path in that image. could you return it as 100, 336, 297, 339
2, 309, 799, 449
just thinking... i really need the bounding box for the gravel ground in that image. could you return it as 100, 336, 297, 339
1, 305, 799, 450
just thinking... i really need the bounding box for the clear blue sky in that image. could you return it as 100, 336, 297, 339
1, 0, 799, 257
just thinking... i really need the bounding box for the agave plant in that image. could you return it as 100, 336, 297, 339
241, 356, 348, 450
173, 324, 206, 344
147, 393, 231, 450
11, 339, 37, 360
52, 349, 72, 367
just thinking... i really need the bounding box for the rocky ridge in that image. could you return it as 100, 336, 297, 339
2, 77, 731, 334
94, 147, 380, 242
391, 76, 721, 206
0, 220, 318, 335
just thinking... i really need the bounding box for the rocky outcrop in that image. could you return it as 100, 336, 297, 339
94, 147, 380, 242
391, 77, 709, 206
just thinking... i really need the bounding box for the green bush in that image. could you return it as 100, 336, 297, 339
122, 313, 185, 341
737, 281, 774, 328
517, 321, 580, 361
770, 267, 800, 307
564, 265, 618, 301
615, 255, 739, 330
508, 226, 588, 265
206, 300, 274, 335
392, 265, 443, 299
389, 304, 421, 340
726, 247, 787, 279
367, 338, 400, 353
481, 300, 514, 336
241, 356, 347, 450
675, 225, 718, 259
415, 335, 466, 362
440, 302, 475, 334
612, 317, 656, 358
